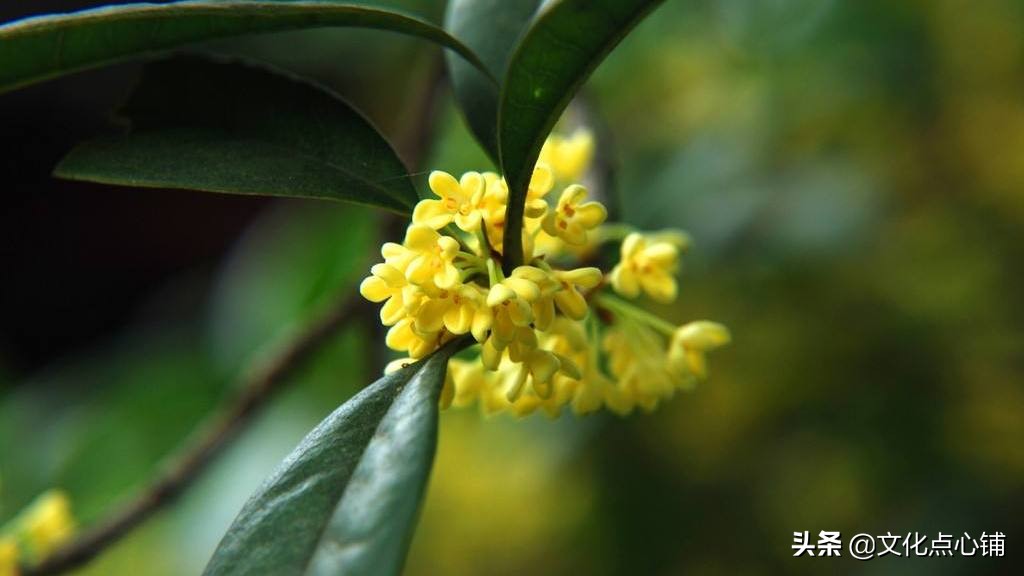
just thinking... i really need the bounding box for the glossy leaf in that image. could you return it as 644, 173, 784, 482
0, 1, 492, 95
444, 0, 542, 162
498, 0, 665, 270
203, 341, 462, 576
55, 56, 418, 213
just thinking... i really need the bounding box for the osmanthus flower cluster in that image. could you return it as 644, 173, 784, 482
0, 490, 76, 575
360, 129, 730, 417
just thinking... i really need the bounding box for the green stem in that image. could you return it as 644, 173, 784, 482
444, 224, 474, 253
596, 223, 635, 244
476, 226, 493, 258
456, 251, 485, 267
460, 266, 486, 281
594, 293, 676, 337
486, 257, 504, 286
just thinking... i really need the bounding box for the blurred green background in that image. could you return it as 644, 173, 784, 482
1, 0, 1021, 574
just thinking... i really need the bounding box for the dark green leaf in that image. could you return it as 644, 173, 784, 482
444, 0, 543, 162
203, 340, 464, 576
55, 56, 417, 213
0, 1, 492, 95
498, 0, 665, 270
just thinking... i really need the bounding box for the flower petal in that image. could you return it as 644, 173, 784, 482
412, 199, 453, 229
428, 170, 461, 200
575, 201, 608, 228
359, 276, 391, 302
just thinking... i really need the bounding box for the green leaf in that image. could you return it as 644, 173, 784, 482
0, 1, 493, 95
497, 0, 666, 270
55, 56, 418, 213
444, 0, 543, 162
203, 340, 464, 576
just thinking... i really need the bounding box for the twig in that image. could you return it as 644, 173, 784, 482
23, 294, 363, 576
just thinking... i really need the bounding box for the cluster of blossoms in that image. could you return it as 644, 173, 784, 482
360, 129, 730, 417
1, 490, 76, 576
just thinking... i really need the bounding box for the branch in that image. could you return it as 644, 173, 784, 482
23, 293, 363, 576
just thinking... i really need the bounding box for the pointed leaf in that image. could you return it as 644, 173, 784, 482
0, 1, 492, 95
444, 0, 543, 162
55, 56, 418, 213
498, 0, 665, 269
203, 340, 463, 576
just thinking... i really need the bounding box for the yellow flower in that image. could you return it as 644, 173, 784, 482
19, 490, 75, 563
530, 223, 564, 258
570, 365, 613, 415
667, 320, 731, 381
478, 172, 508, 248
359, 263, 419, 325
538, 129, 594, 182
413, 284, 486, 337
0, 537, 17, 576
479, 167, 552, 258
552, 267, 603, 320
483, 266, 549, 348
414, 170, 485, 231
504, 348, 561, 401
609, 232, 681, 303
538, 318, 605, 415
447, 358, 488, 408
486, 346, 580, 409
525, 164, 555, 218
542, 185, 607, 245
603, 325, 676, 414
386, 318, 445, 359
402, 224, 462, 289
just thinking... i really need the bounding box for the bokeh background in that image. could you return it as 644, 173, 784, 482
2, 0, 1021, 574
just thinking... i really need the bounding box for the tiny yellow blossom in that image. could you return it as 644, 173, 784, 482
415, 170, 485, 231
504, 348, 561, 401
538, 128, 594, 182
667, 321, 731, 381
413, 284, 485, 336
19, 490, 75, 563
359, 263, 418, 325
552, 267, 603, 320
609, 232, 681, 303
525, 164, 555, 218
0, 537, 17, 576
447, 358, 487, 408
482, 346, 579, 410
402, 224, 462, 290
604, 324, 678, 413
386, 317, 446, 359
535, 318, 601, 415
484, 267, 549, 348
478, 172, 508, 248
542, 184, 607, 245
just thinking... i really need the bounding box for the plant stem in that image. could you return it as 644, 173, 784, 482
21, 293, 362, 576
486, 257, 504, 286
594, 293, 677, 337
22, 293, 362, 575
476, 226, 493, 258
